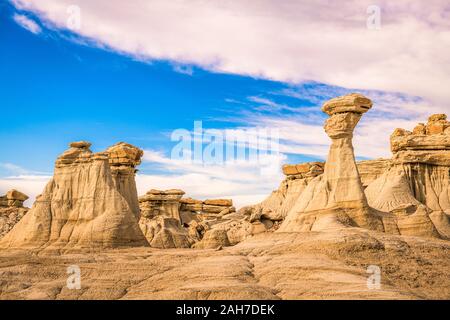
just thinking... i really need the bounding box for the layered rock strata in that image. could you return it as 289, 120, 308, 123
138, 189, 194, 248
0, 142, 148, 251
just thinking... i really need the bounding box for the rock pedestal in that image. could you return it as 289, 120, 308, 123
280, 93, 383, 232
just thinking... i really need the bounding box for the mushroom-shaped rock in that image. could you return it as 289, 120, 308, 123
6, 189, 29, 201
279, 93, 383, 232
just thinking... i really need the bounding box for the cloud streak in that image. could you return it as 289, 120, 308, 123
13, 13, 41, 34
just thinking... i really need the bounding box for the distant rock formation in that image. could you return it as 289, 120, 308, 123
0, 190, 29, 239
138, 191, 267, 249
138, 189, 194, 248
0, 190, 29, 208
280, 93, 383, 232
0, 141, 148, 252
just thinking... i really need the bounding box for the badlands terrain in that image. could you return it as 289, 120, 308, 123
0, 93, 449, 300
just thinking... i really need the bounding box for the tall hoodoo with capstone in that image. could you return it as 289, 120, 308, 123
279, 93, 383, 232
0, 141, 148, 251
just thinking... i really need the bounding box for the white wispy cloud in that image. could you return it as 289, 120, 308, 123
0, 162, 50, 176
12, 13, 41, 34
240, 89, 439, 160
10, 0, 450, 105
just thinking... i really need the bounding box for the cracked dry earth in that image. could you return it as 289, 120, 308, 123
0, 228, 449, 300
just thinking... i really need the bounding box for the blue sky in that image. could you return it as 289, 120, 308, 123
1, 0, 448, 207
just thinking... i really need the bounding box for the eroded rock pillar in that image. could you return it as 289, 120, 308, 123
279, 94, 383, 232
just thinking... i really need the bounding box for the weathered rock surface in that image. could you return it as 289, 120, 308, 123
138, 189, 193, 248
139, 216, 194, 249
138, 191, 240, 248
0, 142, 148, 252
106, 142, 144, 220
280, 93, 383, 232
357, 159, 391, 188
139, 189, 185, 221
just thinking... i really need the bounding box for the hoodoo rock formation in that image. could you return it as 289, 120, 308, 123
248, 98, 450, 240
0, 142, 148, 251
0, 190, 29, 240
279, 93, 383, 232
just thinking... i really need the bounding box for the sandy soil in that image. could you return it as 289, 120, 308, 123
0, 227, 449, 300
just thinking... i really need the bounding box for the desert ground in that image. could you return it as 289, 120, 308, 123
1, 227, 448, 300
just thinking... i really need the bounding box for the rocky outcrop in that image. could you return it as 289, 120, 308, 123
364, 114, 450, 239
138, 191, 264, 248
139, 216, 194, 249
280, 93, 383, 232
0, 142, 148, 252
138, 189, 194, 248
0, 190, 29, 240
139, 189, 185, 221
